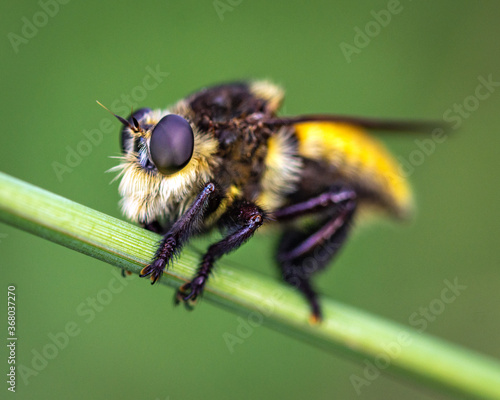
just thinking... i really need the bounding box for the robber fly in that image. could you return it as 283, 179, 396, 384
105, 81, 434, 322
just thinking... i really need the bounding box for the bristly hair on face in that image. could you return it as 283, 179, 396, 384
106, 101, 220, 225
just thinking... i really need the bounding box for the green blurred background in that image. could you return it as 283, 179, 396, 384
1, 1, 499, 399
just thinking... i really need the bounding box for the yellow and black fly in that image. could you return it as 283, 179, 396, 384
106, 80, 434, 322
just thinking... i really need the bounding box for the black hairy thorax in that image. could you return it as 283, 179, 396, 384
188, 83, 277, 202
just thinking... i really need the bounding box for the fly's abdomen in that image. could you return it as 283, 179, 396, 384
294, 122, 413, 219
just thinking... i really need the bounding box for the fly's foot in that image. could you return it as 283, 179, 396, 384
121, 269, 132, 278
140, 236, 176, 284
174, 275, 207, 308
140, 258, 167, 284
308, 306, 322, 325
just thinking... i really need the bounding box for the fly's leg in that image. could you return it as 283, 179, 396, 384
175, 200, 265, 306
143, 220, 164, 234
275, 185, 357, 322
140, 182, 219, 284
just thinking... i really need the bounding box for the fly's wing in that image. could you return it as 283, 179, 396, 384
187, 81, 284, 123
263, 114, 445, 134
187, 81, 444, 134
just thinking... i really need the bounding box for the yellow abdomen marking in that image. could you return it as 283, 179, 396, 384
295, 122, 413, 218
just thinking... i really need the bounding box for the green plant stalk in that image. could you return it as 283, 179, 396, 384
1, 171, 500, 399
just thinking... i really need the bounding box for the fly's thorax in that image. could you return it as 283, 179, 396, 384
208, 122, 302, 212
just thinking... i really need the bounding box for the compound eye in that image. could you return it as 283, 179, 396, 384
120, 108, 152, 152
150, 114, 194, 175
